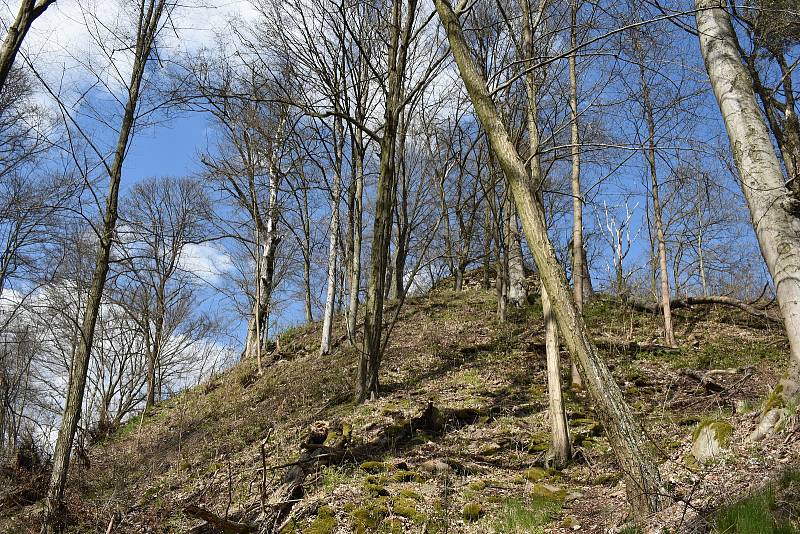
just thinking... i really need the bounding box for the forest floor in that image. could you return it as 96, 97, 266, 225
2, 274, 799, 533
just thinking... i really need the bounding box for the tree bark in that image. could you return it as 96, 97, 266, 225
435, 0, 666, 517
320, 116, 344, 356
347, 131, 364, 342
359, 0, 417, 402
504, 197, 528, 306
569, 0, 585, 389
635, 40, 675, 347
44, 3, 167, 528
696, 0, 800, 408
0, 0, 56, 95
520, 0, 570, 467
542, 286, 571, 467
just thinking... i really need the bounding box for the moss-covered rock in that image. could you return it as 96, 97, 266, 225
392, 497, 426, 523
398, 488, 422, 501
468, 479, 487, 491
305, 506, 337, 534
532, 483, 566, 501
522, 467, 548, 482
691, 419, 732, 462
388, 470, 422, 483
462, 502, 484, 522
527, 433, 550, 453
477, 442, 503, 456
364, 482, 390, 497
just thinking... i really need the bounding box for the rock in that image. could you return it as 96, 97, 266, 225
691, 419, 732, 462
532, 483, 566, 501
477, 442, 503, 456
418, 459, 451, 474
748, 408, 787, 442
462, 502, 483, 522
565, 491, 584, 503
562, 514, 581, 530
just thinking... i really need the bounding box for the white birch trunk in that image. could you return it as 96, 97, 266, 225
696, 0, 800, 407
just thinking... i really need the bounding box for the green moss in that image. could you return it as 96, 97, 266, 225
462, 502, 484, 522
684, 452, 701, 472
364, 480, 390, 496
531, 484, 566, 502
468, 479, 488, 491
392, 497, 426, 523
693, 419, 733, 447
763, 384, 785, 413
305, 506, 337, 534
278, 519, 297, 534
388, 470, 422, 483
527, 433, 550, 453
398, 489, 422, 501
352, 498, 390, 533
523, 467, 548, 482
381, 518, 405, 534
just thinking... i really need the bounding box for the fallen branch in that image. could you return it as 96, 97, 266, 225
626, 295, 780, 323
678, 369, 725, 392
183, 504, 256, 533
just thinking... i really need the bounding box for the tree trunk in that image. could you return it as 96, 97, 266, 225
569, 0, 585, 389
636, 47, 675, 347
435, 1, 666, 517
320, 116, 344, 356
505, 197, 527, 306
244, 178, 281, 363
347, 132, 364, 342
542, 286, 571, 467
45, 5, 167, 528
696, 0, 800, 410
0, 0, 55, 95
519, 0, 570, 467
359, 0, 416, 402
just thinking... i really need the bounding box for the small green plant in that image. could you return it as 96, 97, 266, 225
492, 498, 559, 533
713, 471, 800, 534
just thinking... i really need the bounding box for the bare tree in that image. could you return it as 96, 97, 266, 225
435, 0, 667, 517
45, 1, 173, 527
116, 176, 211, 410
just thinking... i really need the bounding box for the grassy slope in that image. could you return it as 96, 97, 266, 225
4, 281, 799, 533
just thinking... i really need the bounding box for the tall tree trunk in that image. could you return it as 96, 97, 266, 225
637, 48, 675, 346
244, 173, 281, 364
696, 0, 800, 420
45, 4, 167, 528
320, 117, 344, 356
520, 0, 570, 466
347, 132, 364, 342
568, 0, 585, 390
359, 0, 416, 402
0, 0, 55, 94
542, 286, 571, 467
435, 1, 666, 517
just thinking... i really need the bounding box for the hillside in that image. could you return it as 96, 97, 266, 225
4, 279, 799, 533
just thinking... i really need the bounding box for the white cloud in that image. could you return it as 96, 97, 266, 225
180, 242, 234, 284
3, 0, 261, 107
